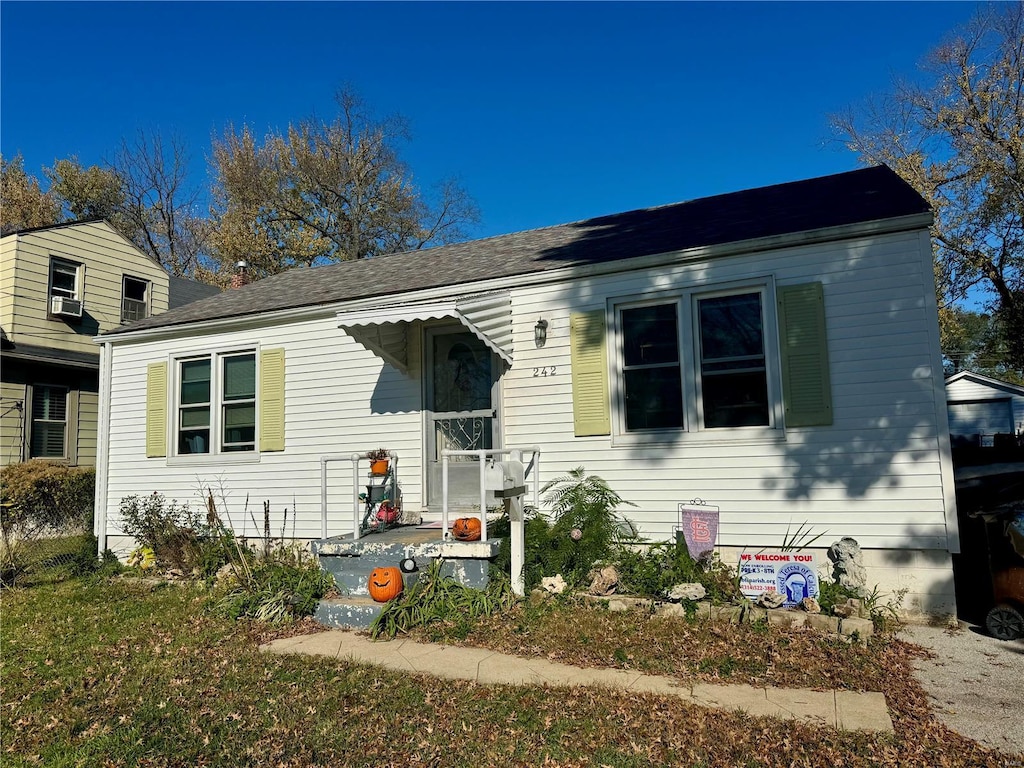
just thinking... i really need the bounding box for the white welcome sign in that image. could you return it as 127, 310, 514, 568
738, 551, 819, 606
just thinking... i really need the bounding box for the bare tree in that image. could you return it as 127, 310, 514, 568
832, 3, 1024, 370
210, 88, 478, 277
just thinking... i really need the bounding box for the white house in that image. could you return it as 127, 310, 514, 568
93, 166, 960, 613
945, 370, 1024, 447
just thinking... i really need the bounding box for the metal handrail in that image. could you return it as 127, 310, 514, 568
440, 447, 541, 540
319, 450, 398, 540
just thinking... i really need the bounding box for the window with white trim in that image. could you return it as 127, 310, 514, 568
49, 258, 80, 300
30, 385, 68, 458
615, 284, 776, 435
176, 351, 256, 454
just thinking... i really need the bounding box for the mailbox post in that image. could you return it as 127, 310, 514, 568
490, 452, 527, 596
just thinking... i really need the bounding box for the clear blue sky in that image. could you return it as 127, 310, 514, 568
1, 1, 983, 240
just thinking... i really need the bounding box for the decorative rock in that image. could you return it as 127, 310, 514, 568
607, 598, 630, 612
668, 582, 707, 602
806, 613, 841, 634
828, 537, 867, 590
832, 598, 863, 618
767, 610, 807, 629
710, 605, 744, 624
587, 565, 619, 596
656, 602, 687, 618
800, 597, 821, 614
757, 590, 786, 609
744, 605, 768, 624
839, 616, 875, 643
541, 574, 567, 595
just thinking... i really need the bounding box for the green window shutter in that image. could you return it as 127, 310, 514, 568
570, 310, 611, 437
146, 362, 168, 458
259, 348, 285, 452
777, 282, 833, 427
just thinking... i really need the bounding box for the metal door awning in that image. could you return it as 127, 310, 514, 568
336, 292, 513, 373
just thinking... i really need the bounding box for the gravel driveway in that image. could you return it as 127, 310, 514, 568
901, 623, 1024, 757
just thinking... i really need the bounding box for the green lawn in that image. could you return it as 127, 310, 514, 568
1, 577, 1015, 767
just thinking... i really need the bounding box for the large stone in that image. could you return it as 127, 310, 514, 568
800, 597, 821, 614
744, 605, 768, 624
806, 613, 841, 634
767, 610, 807, 629
839, 617, 875, 643
587, 565, 619, 596
541, 574, 567, 595
832, 598, 863, 618
710, 605, 744, 624
656, 602, 687, 618
757, 590, 786, 609
668, 582, 707, 602
828, 537, 867, 590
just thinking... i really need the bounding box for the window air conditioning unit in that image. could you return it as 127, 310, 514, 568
50, 296, 83, 318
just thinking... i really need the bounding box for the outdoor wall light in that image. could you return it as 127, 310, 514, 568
534, 318, 549, 348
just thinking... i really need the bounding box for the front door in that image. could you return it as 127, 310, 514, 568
426, 327, 500, 509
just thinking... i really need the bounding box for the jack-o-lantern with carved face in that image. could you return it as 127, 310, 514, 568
368, 566, 404, 602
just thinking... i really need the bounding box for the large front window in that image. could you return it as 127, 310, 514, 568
177, 352, 256, 454
616, 286, 774, 435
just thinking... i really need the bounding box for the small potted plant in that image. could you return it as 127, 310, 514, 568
368, 447, 390, 476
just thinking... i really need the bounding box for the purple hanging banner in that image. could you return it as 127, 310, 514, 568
677, 503, 719, 558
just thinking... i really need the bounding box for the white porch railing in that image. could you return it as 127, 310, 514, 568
319, 450, 399, 540
440, 447, 541, 541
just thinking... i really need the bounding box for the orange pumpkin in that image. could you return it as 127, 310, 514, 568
368, 566, 403, 602
452, 517, 482, 541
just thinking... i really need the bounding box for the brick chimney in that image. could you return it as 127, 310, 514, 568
229, 260, 251, 289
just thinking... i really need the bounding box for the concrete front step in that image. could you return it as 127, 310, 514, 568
314, 596, 386, 629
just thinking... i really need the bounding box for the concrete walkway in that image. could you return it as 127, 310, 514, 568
261, 630, 893, 733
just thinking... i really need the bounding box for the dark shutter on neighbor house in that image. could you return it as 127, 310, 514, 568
777, 282, 833, 427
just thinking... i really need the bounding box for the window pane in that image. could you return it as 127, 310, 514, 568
32, 387, 67, 420
180, 360, 210, 404
699, 293, 764, 360
31, 423, 66, 458
223, 403, 255, 450
51, 262, 77, 297
624, 367, 683, 430
180, 406, 210, 429
223, 354, 256, 400
702, 370, 770, 428
178, 430, 210, 454
123, 277, 147, 301
622, 305, 679, 366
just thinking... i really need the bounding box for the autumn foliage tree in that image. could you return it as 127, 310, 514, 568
832, 3, 1024, 373
0, 154, 61, 236
209, 88, 478, 277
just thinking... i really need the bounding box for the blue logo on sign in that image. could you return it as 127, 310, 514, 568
776, 563, 818, 607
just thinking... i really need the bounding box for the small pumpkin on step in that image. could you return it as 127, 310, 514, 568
451, 516, 482, 541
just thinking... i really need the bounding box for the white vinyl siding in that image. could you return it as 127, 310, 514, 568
100, 225, 953, 558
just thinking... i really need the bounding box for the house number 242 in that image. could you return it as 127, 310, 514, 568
533, 366, 557, 377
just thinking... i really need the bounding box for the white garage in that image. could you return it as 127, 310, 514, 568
946, 371, 1024, 442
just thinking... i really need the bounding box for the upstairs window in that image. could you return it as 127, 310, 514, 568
122, 276, 149, 322
30, 385, 68, 458
50, 258, 80, 300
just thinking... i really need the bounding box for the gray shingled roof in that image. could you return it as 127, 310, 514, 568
168, 276, 223, 310
103, 166, 929, 336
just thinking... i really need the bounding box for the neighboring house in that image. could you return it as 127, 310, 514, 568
0, 220, 220, 467
945, 371, 1024, 447
93, 166, 960, 613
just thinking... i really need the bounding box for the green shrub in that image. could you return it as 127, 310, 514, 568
370, 559, 514, 639
615, 538, 740, 603
1, 461, 96, 586
493, 468, 637, 590
210, 545, 334, 623
118, 493, 207, 572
